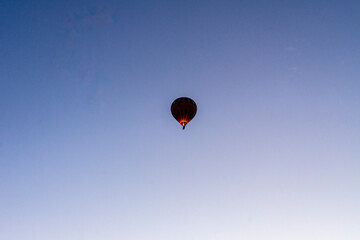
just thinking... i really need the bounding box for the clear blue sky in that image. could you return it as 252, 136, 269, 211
1, 1, 360, 239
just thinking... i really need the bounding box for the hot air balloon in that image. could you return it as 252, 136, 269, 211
171, 97, 197, 130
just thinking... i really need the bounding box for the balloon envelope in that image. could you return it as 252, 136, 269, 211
171, 97, 197, 129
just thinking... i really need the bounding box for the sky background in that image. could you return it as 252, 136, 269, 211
1, 0, 360, 239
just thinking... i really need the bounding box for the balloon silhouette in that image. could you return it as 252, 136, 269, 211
171, 97, 197, 130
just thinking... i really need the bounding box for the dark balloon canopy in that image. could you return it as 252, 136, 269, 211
171, 97, 197, 130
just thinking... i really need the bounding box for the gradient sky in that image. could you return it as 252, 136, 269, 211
1, 1, 360, 239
